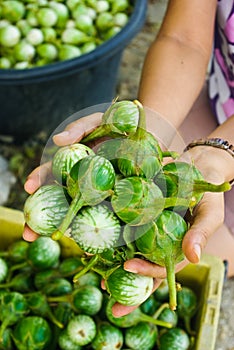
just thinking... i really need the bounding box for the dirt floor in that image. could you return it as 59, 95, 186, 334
0, 1, 234, 349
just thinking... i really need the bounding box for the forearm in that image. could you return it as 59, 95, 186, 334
138, 36, 210, 130
209, 115, 234, 144
137, 0, 216, 130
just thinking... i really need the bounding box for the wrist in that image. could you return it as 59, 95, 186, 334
184, 138, 234, 158
184, 145, 234, 184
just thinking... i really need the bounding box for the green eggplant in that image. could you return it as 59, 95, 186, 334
91, 321, 124, 350
135, 210, 188, 310
155, 161, 231, 211
105, 298, 173, 329
12, 316, 52, 350
158, 327, 190, 350
116, 100, 163, 179
177, 286, 198, 335
0, 240, 29, 263
81, 100, 140, 143
52, 155, 116, 240
125, 322, 158, 350
25, 291, 64, 328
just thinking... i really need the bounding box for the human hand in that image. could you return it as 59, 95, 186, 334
23, 112, 103, 241
111, 146, 229, 317
22, 107, 229, 317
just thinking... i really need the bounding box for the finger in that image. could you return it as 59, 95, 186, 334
24, 162, 52, 194
101, 279, 106, 290
182, 192, 225, 263
111, 279, 162, 317
22, 225, 39, 242
124, 258, 167, 279
53, 113, 103, 146
124, 258, 189, 279
112, 303, 139, 317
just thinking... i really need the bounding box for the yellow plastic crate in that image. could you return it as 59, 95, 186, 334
0, 206, 224, 350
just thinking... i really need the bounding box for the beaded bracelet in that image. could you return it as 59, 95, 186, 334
184, 137, 234, 158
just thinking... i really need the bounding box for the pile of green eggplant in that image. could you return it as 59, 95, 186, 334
24, 99, 231, 313
0, 0, 132, 69
0, 236, 198, 349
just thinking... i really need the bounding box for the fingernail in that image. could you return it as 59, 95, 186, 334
54, 131, 69, 138
24, 179, 34, 193
193, 243, 201, 261
124, 263, 137, 274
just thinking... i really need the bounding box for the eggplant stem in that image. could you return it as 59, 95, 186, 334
47, 294, 72, 304
0, 318, 9, 343
133, 100, 146, 140
81, 125, 110, 143
7, 262, 27, 281
47, 311, 64, 329
184, 316, 196, 336
152, 302, 170, 319
52, 192, 84, 241
73, 254, 99, 283
163, 197, 195, 209
162, 150, 180, 159
192, 180, 231, 193
140, 312, 173, 328
165, 256, 177, 311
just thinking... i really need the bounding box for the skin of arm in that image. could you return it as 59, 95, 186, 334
138, 0, 217, 130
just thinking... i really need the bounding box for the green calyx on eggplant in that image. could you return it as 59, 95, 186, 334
111, 176, 165, 226
52, 155, 116, 240
72, 245, 131, 283
25, 291, 64, 329
134, 210, 188, 310
96, 137, 125, 173
12, 316, 52, 350
0, 271, 33, 293
66, 154, 116, 200
81, 100, 140, 143
111, 176, 193, 226
115, 100, 163, 179
155, 161, 231, 211
0, 291, 29, 342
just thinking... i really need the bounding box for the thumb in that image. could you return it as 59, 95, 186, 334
52, 113, 102, 146
182, 192, 225, 263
